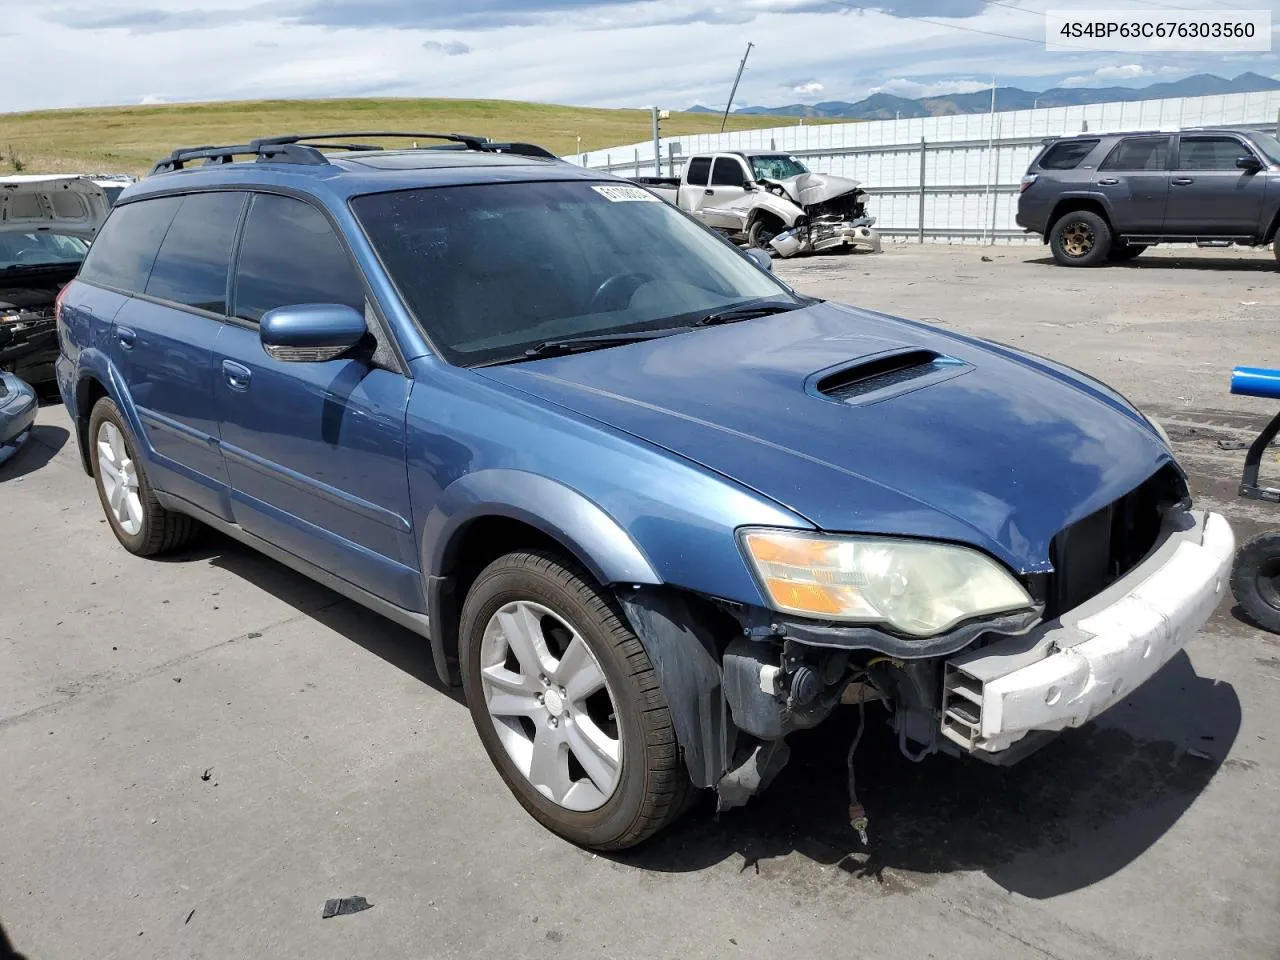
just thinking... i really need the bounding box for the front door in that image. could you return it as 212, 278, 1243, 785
213, 192, 420, 610
1165, 134, 1270, 235
1092, 135, 1172, 235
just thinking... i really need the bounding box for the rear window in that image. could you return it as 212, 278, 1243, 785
78, 196, 182, 294
1037, 139, 1100, 170
1101, 137, 1170, 171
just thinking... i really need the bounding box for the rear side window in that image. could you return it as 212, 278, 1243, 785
1037, 139, 1099, 170
711, 158, 747, 187
232, 194, 366, 323
1100, 137, 1169, 171
685, 157, 711, 186
1178, 136, 1250, 171
145, 192, 247, 314
78, 196, 181, 293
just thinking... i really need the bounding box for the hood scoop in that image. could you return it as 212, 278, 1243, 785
809, 348, 972, 406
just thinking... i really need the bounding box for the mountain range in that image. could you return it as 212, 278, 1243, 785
687, 72, 1280, 121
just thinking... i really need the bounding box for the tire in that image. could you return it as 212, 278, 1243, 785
748, 218, 781, 250
1107, 243, 1147, 262
88, 397, 199, 556
459, 550, 692, 850
1049, 210, 1112, 266
1273, 234, 1280, 264
1231, 531, 1280, 635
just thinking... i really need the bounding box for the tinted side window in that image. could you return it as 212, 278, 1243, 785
233, 194, 365, 323
78, 196, 181, 293
145, 192, 247, 314
685, 157, 711, 186
1100, 137, 1170, 172
1038, 139, 1099, 170
1178, 136, 1250, 171
711, 158, 747, 187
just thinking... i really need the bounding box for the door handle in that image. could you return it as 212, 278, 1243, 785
705, 189, 715, 195
1173, 177, 1194, 185
116, 326, 136, 350
1097, 178, 1119, 185
221, 359, 252, 392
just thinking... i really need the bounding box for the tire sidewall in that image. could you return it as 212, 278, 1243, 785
1050, 211, 1112, 266
1231, 533, 1280, 633
459, 556, 655, 847
88, 398, 150, 552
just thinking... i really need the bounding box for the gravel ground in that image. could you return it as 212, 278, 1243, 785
2, 243, 1278, 960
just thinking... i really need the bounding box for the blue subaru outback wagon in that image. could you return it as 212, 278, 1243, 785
56, 132, 1235, 850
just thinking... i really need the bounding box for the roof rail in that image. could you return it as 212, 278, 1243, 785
149, 131, 527, 175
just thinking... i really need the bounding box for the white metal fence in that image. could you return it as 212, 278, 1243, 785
568, 91, 1280, 244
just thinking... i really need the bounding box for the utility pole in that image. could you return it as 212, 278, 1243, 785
651, 107, 669, 176
720, 41, 754, 133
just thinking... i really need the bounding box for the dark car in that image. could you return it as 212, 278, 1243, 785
56, 131, 1233, 850
1017, 127, 1280, 266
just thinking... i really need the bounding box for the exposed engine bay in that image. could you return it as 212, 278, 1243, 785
0, 268, 73, 385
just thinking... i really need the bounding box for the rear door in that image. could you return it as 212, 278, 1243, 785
213, 192, 419, 609
1092, 135, 1172, 234
80, 192, 242, 520
1165, 134, 1269, 235
676, 156, 713, 219
701, 155, 751, 229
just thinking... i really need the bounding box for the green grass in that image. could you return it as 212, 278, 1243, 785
1, 97, 826, 176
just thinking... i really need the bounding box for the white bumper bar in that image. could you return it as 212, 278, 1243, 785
942, 511, 1234, 755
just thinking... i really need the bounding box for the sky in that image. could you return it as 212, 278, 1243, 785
5, 0, 1279, 113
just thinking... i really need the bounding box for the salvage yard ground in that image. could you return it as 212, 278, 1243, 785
2, 245, 1278, 960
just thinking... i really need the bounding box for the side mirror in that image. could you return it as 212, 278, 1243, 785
259, 303, 367, 363
744, 181, 758, 192
1237, 155, 1263, 172
745, 248, 774, 272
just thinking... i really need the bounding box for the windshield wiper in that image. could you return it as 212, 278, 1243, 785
693, 301, 802, 327
477, 327, 688, 366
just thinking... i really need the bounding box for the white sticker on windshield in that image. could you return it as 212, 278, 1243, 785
592, 185, 662, 203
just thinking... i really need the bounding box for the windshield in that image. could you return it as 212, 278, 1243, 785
1248, 131, 1280, 166
749, 155, 809, 180
0, 231, 88, 270
351, 180, 795, 366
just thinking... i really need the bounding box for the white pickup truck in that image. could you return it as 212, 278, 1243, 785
630, 151, 881, 257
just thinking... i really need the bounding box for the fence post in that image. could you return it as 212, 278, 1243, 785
917, 137, 927, 244
607, 153, 612, 172
634, 149, 639, 176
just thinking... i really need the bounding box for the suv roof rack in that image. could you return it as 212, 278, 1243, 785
149, 131, 555, 175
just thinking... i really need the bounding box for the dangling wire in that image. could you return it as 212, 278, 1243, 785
847, 690, 869, 846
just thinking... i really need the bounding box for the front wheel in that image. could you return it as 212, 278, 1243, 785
1231, 531, 1280, 634
748, 218, 781, 250
459, 551, 691, 850
1049, 210, 1112, 266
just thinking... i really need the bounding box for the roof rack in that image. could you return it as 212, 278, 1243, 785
149, 131, 552, 175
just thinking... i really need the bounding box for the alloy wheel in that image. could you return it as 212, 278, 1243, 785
96, 421, 143, 536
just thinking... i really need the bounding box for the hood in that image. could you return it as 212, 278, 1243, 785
764, 172, 864, 207
477, 302, 1173, 574
0, 175, 111, 241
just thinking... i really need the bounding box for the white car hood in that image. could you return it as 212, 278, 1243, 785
766, 172, 865, 207
0, 175, 111, 241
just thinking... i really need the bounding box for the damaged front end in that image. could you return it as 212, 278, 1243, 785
759, 173, 882, 258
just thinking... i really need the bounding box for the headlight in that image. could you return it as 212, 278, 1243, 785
739, 529, 1034, 637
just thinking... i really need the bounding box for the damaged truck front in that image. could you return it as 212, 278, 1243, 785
630, 151, 881, 257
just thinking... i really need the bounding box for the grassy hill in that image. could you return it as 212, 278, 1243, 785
1, 97, 818, 176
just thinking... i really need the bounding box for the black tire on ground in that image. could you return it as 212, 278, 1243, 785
748, 218, 781, 250
1273, 234, 1280, 264
1049, 210, 1113, 266
459, 550, 692, 850
88, 397, 199, 556
1230, 531, 1280, 635
1107, 243, 1147, 262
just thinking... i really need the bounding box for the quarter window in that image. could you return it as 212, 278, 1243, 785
1038, 139, 1099, 170
232, 194, 366, 323
78, 196, 182, 294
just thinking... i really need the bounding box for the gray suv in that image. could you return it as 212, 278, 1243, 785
1016, 128, 1280, 266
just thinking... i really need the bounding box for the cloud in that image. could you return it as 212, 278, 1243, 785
1060, 64, 1163, 87
1093, 64, 1149, 81
138, 93, 169, 104
788, 80, 825, 96
423, 39, 471, 54
869, 77, 993, 98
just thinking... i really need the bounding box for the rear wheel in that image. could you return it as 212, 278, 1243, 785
1107, 243, 1147, 262
1231, 531, 1280, 634
459, 550, 691, 850
1049, 210, 1112, 266
89, 397, 198, 556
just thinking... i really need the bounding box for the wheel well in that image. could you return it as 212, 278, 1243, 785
1047, 199, 1111, 238
748, 210, 787, 234
1263, 208, 1280, 245
74, 376, 109, 476
431, 516, 593, 685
